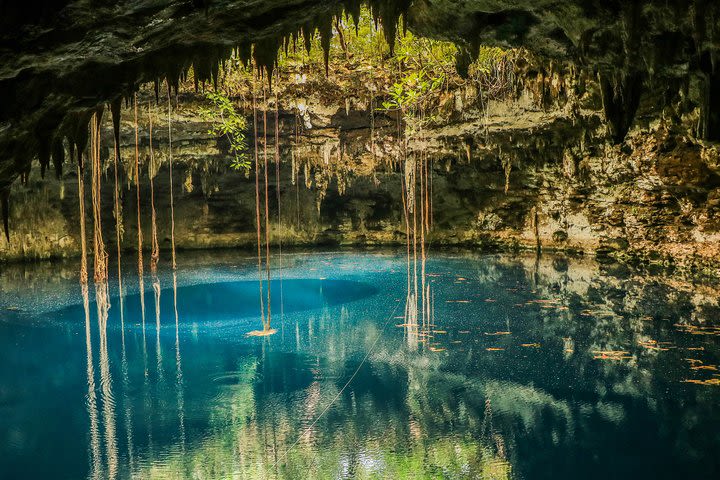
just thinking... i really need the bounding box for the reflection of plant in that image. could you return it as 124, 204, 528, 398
200, 91, 250, 171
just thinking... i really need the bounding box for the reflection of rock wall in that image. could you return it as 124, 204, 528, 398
2, 88, 720, 279
3, 249, 717, 479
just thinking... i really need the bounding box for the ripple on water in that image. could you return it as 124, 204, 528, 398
1, 252, 720, 480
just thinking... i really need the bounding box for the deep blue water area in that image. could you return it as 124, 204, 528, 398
1, 251, 719, 479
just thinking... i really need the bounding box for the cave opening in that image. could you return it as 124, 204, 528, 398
1, 2, 720, 479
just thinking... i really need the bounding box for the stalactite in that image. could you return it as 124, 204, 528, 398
112, 101, 125, 347
90, 109, 108, 283
302, 24, 314, 55
73, 111, 93, 176
52, 137, 65, 179
38, 131, 51, 179
502, 156, 512, 194
148, 104, 160, 273
110, 97, 122, 164
134, 94, 144, 276
318, 16, 333, 76
253, 39, 278, 91
2, 2, 420, 197
1, 188, 9, 242
530, 206, 541, 252
168, 81, 177, 270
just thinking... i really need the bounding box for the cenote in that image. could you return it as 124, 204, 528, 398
2, 251, 720, 479
2, 1, 720, 479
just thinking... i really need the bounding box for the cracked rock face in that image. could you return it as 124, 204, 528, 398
1, 1, 718, 174
2, 62, 719, 280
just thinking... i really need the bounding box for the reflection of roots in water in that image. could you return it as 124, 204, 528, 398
480, 398, 512, 476
402, 138, 435, 351
139, 274, 148, 383
95, 282, 118, 480
152, 276, 164, 381
120, 299, 135, 474
173, 272, 186, 451
82, 284, 101, 478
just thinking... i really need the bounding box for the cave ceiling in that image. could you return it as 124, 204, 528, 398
0, 0, 718, 193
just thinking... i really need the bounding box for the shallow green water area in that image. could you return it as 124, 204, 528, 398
1, 251, 719, 479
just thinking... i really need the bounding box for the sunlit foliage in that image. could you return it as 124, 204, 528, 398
200, 91, 251, 171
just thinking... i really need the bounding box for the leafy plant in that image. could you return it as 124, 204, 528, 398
380, 35, 451, 137
200, 91, 250, 171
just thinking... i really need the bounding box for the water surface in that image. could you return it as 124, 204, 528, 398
1, 251, 719, 479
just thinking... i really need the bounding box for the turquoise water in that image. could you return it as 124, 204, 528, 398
1, 251, 720, 479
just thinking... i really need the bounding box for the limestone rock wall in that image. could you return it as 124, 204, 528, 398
2, 77, 719, 280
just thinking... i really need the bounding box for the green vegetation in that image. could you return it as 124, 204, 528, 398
196, 7, 517, 173
380, 32, 450, 135
200, 91, 251, 171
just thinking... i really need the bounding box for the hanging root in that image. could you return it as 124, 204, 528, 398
275, 69, 285, 324
262, 82, 272, 330
134, 93, 144, 276
78, 161, 88, 284
168, 81, 177, 270
502, 155, 512, 194
110, 97, 122, 164
112, 100, 124, 305
252, 81, 266, 327
275, 86, 281, 240
91, 108, 108, 283
149, 103, 160, 273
